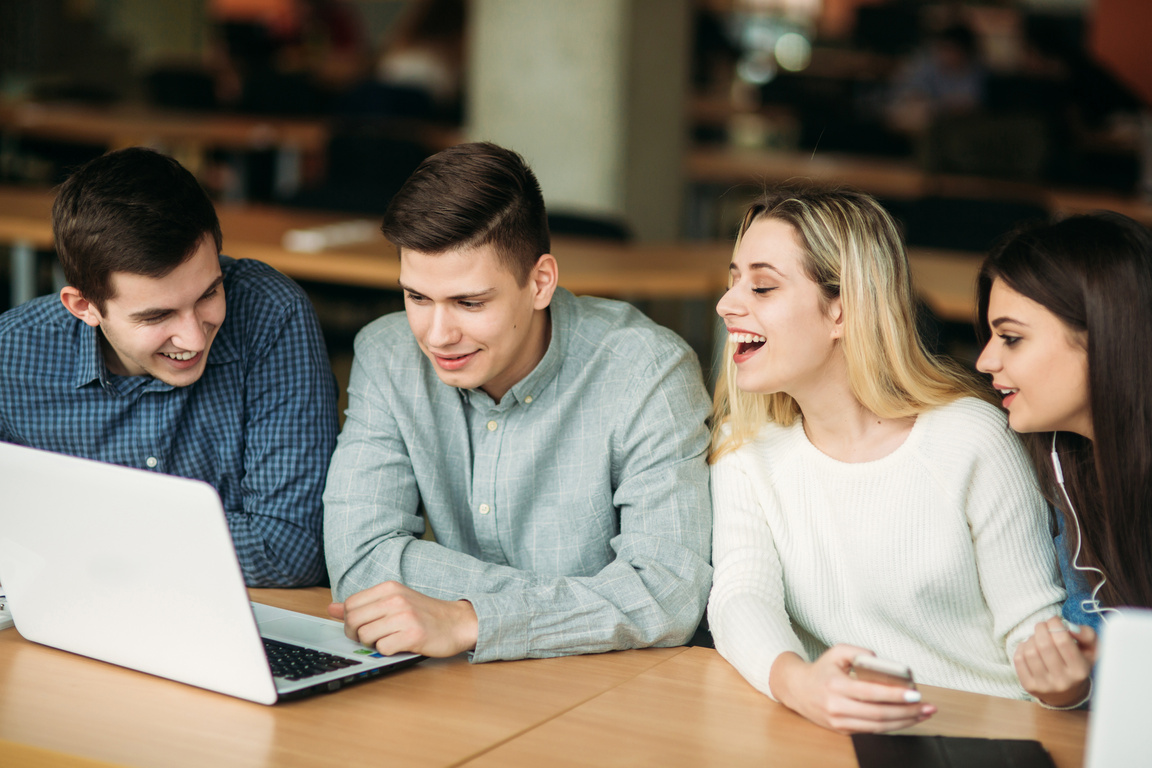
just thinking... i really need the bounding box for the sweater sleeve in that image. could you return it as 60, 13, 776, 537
708, 446, 807, 700
959, 404, 1064, 661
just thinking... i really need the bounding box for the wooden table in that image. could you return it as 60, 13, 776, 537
687, 146, 928, 200
0, 588, 1087, 767
0, 186, 981, 324
0, 101, 463, 155
687, 145, 1152, 228
0, 101, 328, 156
1049, 187, 1152, 225
463, 647, 1088, 768
214, 205, 734, 301
0, 186, 731, 303
908, 248, 983, 324
0, 587, 682, 768
0, 101, 331, 200
0, 101, 463, 208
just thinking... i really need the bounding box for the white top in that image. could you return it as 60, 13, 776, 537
708, 397, 1064, 700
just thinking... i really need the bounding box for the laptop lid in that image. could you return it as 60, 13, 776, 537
0, 442, 418, 704
1084, 608, 1152, 767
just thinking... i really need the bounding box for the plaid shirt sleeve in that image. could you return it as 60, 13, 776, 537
228, 296, 338, 587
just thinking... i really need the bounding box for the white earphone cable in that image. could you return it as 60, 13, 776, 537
1050, 431, 1118, 625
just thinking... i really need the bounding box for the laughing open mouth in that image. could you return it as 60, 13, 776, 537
730, 332, 766, 356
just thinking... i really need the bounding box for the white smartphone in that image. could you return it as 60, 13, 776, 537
849, 654, 916, 689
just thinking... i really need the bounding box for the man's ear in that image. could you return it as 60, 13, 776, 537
60, 286, 103, 327
828, 295, 845, 340
529, 253, 559, 310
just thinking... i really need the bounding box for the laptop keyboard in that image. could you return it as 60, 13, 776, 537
0, 588, 13, 631
263, 637, 363, 681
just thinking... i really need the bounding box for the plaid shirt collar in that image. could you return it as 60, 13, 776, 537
71, 310, 242, 390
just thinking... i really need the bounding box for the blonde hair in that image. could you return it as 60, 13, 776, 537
709, 185, 993, 462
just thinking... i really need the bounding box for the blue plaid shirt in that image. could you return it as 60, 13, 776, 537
0, 257, 338, 587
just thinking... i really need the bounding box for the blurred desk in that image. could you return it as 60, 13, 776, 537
0, 101, 328, 155
687, 146, 926, 200
218, 204, 734, 300
0, 587, 683, 768
687, 145, 1152, 230
0, 187, 731, 303
908, 248, 983, 324
0, 101, 463, 201
0, 186, 979, 322
1049, 188, 1152, 227
0, 101, 329, 195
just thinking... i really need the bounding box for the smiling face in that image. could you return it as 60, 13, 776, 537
716, 217, 843, 398
976, 278, 1092, 438
399, 243, 556, 402
64, 236, 225, 387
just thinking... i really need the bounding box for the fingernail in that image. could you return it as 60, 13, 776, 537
904, 690, 921, 703
1066, 623, 1080, 632
922, 705, 937, 715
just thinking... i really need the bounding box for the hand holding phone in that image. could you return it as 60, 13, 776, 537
770, 646, 933, 734
849, 654, 916, 689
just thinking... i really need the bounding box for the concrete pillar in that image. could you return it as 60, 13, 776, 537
468, 0, 691, 241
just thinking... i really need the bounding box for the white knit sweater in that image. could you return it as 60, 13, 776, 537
708, 397, 1064, 701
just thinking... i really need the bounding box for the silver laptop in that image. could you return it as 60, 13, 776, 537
1084, 608, 1152, 767
0, 442, 422, 705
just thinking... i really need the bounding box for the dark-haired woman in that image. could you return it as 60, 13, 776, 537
976, 210, 1152, 709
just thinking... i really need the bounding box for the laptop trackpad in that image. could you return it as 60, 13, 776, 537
258, 615, 370, 656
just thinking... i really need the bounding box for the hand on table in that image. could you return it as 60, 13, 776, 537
328, 581, 479, 658
1014, 616, 1096, 708
770, 646, 935, 734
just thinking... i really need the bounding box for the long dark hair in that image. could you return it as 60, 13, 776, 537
977, 211, 1152, 609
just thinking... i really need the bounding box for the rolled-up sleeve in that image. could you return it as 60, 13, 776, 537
466, 347, 713, 662
324, 301, 713, 662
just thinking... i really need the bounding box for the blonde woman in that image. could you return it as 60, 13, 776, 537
708, 186, 1065, 734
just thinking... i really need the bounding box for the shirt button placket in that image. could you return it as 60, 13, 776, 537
474, 413, 502, 561
481, 419, 497, 522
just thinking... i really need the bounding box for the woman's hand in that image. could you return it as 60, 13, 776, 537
1014, 616, 1097, 708
769, 646, 936, 734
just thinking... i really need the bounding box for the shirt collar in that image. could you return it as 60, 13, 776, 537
72, 326, 164, 395
72, 321, 106, 389
207, 312, 240, 365
461, 287, 573, 411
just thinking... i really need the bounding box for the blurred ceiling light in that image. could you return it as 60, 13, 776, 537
736, 51, 778, 85
775, 32, 812, 72
738, 0, 822, 22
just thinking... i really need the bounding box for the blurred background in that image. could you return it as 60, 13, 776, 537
1, 0, 1149, 390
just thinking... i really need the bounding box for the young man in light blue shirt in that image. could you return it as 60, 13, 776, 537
323, 142, 712, 661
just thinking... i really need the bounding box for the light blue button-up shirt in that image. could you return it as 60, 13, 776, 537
323, 288, 713, 662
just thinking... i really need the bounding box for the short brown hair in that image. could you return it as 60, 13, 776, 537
52, 147, 223, 313
380, 142, 550, 284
